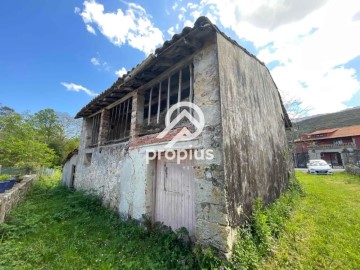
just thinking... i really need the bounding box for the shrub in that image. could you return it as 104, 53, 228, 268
230, 175, 304, 269
0, 174, 12, 181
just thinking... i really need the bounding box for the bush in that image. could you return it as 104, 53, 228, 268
230, 176, 304, 269
0, 174, 12, 181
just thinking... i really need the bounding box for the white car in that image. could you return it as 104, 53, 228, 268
307, 159, 333, 175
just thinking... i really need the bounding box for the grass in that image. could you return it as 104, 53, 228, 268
1, 171, 359, 269
260, 172, 360, 269
0, 174, 201, 270
0, 174, 12, 181
229, 174, 305, 269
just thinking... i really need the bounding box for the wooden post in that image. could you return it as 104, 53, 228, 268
167, 76, 171, 111
157, 82, 162, 123
189, 64, 193, 103
148, 87, 153, 125
177, 69, 182, 115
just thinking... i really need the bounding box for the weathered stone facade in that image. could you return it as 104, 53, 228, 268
63, 17, 291, 257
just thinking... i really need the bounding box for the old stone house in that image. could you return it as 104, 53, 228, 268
62, 17, 292, 256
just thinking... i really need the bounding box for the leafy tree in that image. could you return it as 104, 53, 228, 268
0, 108, 55, 168
30, 109, 80, 166
31, 109, 63, 145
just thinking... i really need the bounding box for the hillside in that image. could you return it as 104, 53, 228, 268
294, 106, 360, 135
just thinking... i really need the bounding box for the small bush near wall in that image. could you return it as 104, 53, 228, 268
230, 176, 305, 269
345, 165, 360, 177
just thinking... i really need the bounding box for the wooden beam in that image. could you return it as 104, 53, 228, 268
189, 64, 193, 104
136, 54, 194, 94
184, 38, 202, 50
167, 76, 171, 111
157, 82, 162, 123
145, 80, 190, 107
148, 87, 153, 125
177, 69, 182, 115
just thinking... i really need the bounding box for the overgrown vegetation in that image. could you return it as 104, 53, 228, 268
2, 172, 359, 269
229, 175, 304, 269
0, 173, 202, 269
0, 174, 12, 181
261, 172, 360, 269
295, 106, 360, 134
0, 104, 80, 169
0, 172, 304, 269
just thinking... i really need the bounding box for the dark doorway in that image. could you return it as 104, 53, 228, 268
321, 152, 343, 167
71, 165, 76, 188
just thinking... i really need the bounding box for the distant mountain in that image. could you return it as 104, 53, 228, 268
293, 106, 360, 135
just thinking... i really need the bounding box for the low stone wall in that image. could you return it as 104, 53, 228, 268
345, 165, 360, 176
0, 175, 36, 223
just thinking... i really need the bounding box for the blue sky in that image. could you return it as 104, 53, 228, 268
1, 0, 359, 117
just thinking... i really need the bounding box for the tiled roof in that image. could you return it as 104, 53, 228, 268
301, 125, 360, 141
308, 128, 338, 135
74, 16, 291, 128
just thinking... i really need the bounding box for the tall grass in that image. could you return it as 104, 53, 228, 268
230, 176, 305, 269
0, 172, 203, 269
0, 171, 305, 269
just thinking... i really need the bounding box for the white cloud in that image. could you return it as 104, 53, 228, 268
90, 57, 100, 66
115, 67, 127, 77
172, 2, 178, 10
86, 24, 96, 35
61, 82, 98, 97
78, 1, 164, 55
74, 7, 81, 14
188, 0, 360, 115
167, 26, 175, 36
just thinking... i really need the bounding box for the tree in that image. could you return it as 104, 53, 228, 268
280, 93, 311, 121
0, 109, 55, 168
56, 112, 82, 139
280, 93, 312, 168
0, 105, 80, 168
31, 109, 63, 145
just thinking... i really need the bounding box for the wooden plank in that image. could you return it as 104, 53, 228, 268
114, 104, 121, 140
154, 155, 195, 236
157, 82, 162, 123
167, 76, 171, 111
106, 92, 134, 110
148, 87, 153, 125
177, 69, 182, 115
189, 64, 193, 103
136, 55, 193, 94
120, 100, 126, 139
124, 98, 130, 137
145, 80, 190, 107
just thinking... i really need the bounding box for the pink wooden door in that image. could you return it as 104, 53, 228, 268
155, 156, 195, 236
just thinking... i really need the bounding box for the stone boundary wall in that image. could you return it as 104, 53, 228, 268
345, 165, 360, 177
0, 175, 36, 223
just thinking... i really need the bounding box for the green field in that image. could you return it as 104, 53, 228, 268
0, 172, 359, 269
261, 172, 360, 269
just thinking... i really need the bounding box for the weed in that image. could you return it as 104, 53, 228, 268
0, 174, 12, 181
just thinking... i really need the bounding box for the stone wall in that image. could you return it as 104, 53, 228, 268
0, 175, 36, 224
69, 40, 233, 254
192, 40, 233, 255
65, 35, 291, 257
62, 153, 78, 187
217, 33, 291, 226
